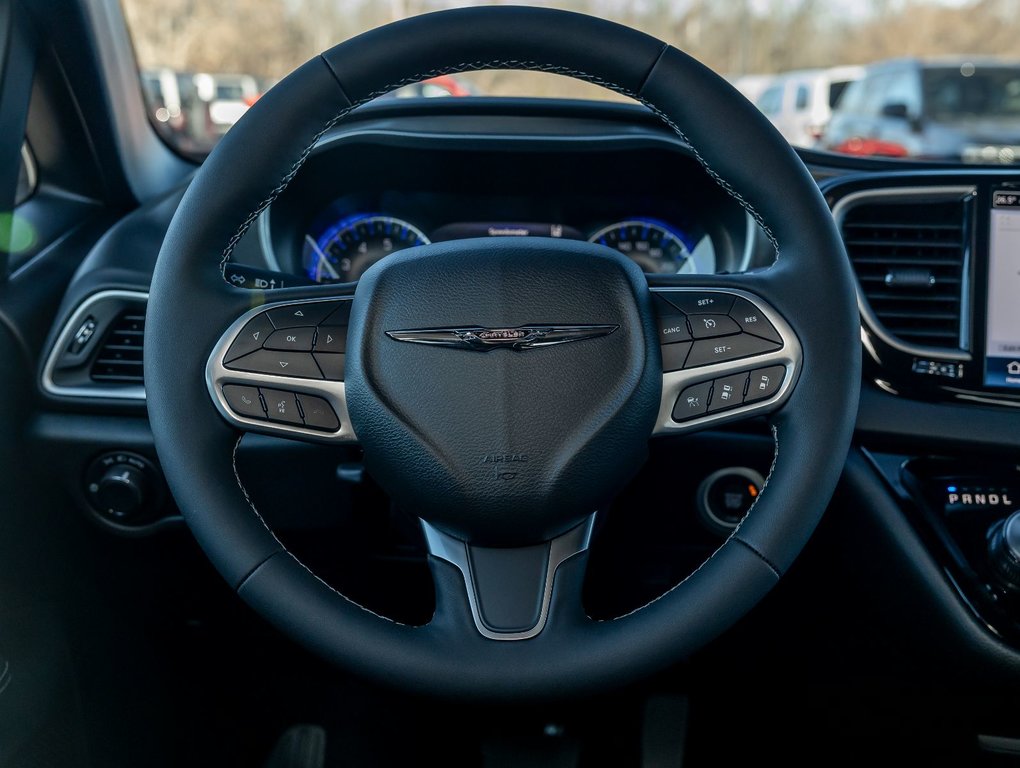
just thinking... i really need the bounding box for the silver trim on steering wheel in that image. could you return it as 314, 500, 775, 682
205, 297, 358, 443
421, 515, 595, 641
650, 288, 802, 435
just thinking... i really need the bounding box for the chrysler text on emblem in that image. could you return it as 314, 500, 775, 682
385, 324, 618, 351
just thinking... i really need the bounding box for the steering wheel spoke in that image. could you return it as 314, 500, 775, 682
422, 516, 594, 641
205, 295, 358, 443
647, 278, 802, 436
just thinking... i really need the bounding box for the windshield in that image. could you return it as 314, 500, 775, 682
121, 0, 1020, 164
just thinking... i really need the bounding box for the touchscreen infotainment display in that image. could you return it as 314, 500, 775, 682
986, 191, 1020, 388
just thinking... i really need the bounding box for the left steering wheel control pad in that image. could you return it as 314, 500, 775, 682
206, 298, 356, 443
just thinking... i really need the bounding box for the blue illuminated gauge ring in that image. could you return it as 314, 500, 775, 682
588, 219, 696, 274
304, 214, 430, 283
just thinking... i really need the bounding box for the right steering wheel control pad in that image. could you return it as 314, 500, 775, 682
651, 288, 801, 434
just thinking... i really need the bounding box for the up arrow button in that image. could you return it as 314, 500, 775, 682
266, 301, 339, 328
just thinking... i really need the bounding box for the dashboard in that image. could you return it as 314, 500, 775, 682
246, 129, 766, 286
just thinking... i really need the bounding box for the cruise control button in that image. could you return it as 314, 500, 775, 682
685, 334, 781, 368
296, 393, 340, 431
314, 326, 347, 353
224, 313, 274, 363
314, 353, 346, 381
260, 388, 303, 425
226, 350, 324, 379
672, 381, 713, 422
745, 365, 786, 403
729, 298, 783, 344
222, 384, 266, 420
264, 327, 315, 352
688, 314, 741, 340
657, 315, 691, 344
707, 373, 749, 412
661, 341, 692, 373
660, 292, 735, 316
266, 301, 340, 329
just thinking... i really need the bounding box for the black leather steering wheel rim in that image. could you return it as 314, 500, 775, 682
145, 6, 860, 699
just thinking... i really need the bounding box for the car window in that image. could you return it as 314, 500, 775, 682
120, 0, 1020, 164
923, 66, 1020, 119
795, 83, 810, 110
757, 85, 783, 116
861, 73, 895, 116
883, 69, 921, 116
828, 80, 852, 109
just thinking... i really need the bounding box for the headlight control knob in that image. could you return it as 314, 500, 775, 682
94, 464, 147, 519
85, 451, 159, 523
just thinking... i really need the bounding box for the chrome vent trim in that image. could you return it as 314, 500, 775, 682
832, 186, 974, 362
41, 290, 148, 401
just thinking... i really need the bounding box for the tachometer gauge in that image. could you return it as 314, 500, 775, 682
304, 215, 430, 283
589, 219, 696, 274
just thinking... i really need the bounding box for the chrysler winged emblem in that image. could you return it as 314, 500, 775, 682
385, 324, 618, 352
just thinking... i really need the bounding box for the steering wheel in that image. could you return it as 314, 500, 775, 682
145, 7, 859, 699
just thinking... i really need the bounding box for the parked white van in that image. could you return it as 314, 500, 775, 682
755, 65, 864, 147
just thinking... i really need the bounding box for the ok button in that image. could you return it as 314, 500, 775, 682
264, 328, 315, 352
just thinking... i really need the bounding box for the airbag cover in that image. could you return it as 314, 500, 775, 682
345, 238, 660, 545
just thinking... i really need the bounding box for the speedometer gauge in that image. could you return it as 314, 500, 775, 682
589, 220, 696, 274
304, 215, 430, 283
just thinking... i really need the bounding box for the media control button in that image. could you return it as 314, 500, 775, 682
729, 298, 783, 344
224, 313, 274, 363
267, 302, 340, 329
263, 328, 315, 352
296, 394, 340, 431
314, 353, 346, 381
657, 315, 691, 344
672, 381, 713, 422
661, 341, 692, 373
314, 326, 347, 353
222, 384, 266, 420
745, 365, 786, 402
688, 314, 741, 340
708, 373, 749, 412
226, 350, 324, 379
660, 292, 735, 316
260, 388, 304, 425
685, 334, 781, 368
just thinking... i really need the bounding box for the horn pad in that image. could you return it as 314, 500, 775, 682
344, 238, 661, 546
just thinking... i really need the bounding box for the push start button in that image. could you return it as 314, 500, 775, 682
697, 467, 766, 535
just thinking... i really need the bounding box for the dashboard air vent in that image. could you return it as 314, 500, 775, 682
90, 310, 145, 383
841, 194, 969, 351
